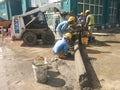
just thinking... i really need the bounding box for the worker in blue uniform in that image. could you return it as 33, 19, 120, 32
55, 15, 60, 30
53, 33, 72, 59
56, 16, 75, 40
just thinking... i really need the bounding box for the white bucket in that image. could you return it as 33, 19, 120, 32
32, 63, 48, 83
32, 56, 48, 83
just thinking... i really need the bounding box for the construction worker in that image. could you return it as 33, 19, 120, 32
78, 12, 86, 27
84, 10, 95, 41
56, 16, 75, 40
55, 15, 60, 31
53, 33, 72, 59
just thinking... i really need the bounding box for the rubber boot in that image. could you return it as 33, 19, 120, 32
58, 51, 66, 59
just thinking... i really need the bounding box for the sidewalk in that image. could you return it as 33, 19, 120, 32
86, 28, 120, 90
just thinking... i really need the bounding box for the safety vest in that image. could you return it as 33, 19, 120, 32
88, 14, 95, 25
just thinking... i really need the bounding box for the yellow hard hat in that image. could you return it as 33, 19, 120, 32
67, 16, 75, 22
65, 33, 72, 39
85, 10, 90, 14
80, 12, 83, 15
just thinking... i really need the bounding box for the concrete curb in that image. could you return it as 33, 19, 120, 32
74, 40, 91, 90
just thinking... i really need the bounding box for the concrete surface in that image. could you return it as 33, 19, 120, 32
87, 28, 120, 90
0, 28, 120, 90
0, 35, 78, 90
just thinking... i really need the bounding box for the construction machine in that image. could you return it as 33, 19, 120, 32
11, 3, 61, 45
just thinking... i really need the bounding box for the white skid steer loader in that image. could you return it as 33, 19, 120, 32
11, 3, 61, 46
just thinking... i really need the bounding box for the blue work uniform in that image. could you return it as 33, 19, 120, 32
55, 18, 60, 29
56, 21, 69, 39
53, 38, 68, 55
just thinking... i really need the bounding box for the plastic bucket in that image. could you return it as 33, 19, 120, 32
32, 56, 48, 83
81, 37, 88, 45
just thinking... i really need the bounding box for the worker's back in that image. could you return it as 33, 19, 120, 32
56, 21, 69, 32
88, 14, 95, 25
53, 38, 68, 54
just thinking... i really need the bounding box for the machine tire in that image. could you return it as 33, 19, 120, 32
23, 32, 37, 46
42, 30, 55, 45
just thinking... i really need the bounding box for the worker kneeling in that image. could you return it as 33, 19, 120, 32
53, 33, 72, 59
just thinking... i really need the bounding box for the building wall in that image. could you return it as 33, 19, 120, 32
0, 0, 32, 20
77, 0, 103, 25
21, 0, 27, 13
6, 0, 12, 20
31, 0, 49, 7
0, 1, 8, 19
61, 0, 120, 28
21, 0, 32, 13
117, 1, 120, 24
0, 0, 119, 27
0, 0, 23, 20
108, 0, 117, 24
10, 0, 22, 16
61, 0, 70, 12
70, 0, 77, 16
61, 0, 77, 15
0, 0, 50, 20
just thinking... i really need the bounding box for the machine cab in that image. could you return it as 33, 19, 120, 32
23, 11, 48, 29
